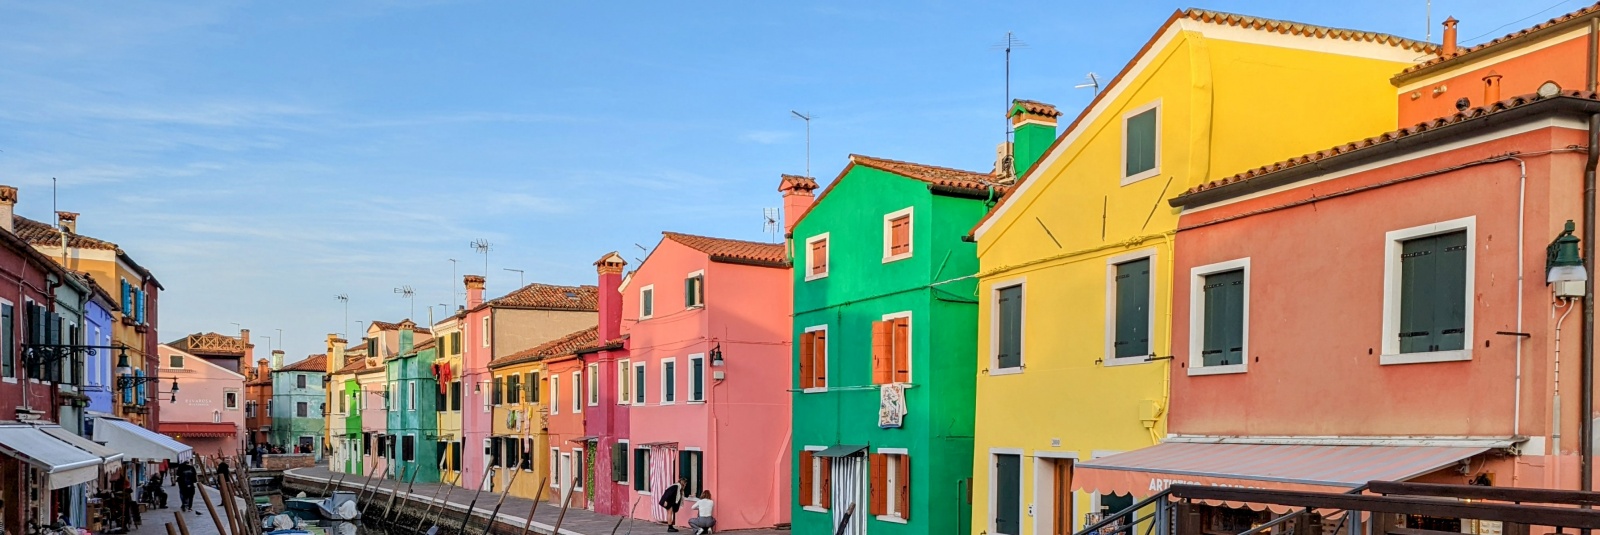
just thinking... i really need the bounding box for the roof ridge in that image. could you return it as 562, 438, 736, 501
1181, 8, 1436, 53
849, 153, 995, 180
1396, 2, 1600, 78
662, 231, 786, 248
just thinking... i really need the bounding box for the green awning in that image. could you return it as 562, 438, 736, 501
816, 445, 866, 458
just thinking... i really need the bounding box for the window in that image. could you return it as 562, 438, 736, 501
634, 362, 646, 404
225, 391, 239, 410
338, 392, 346, 414
2, 302, 13, 379
169, 354, 184, 369
640, 285, 655, 319
633, 448, 650, 492
522, 438, 534, 471
451, 441, 462, 470
1189, 259, 1249, 375
612, 441, 629, 483
549, 374, 560, 415
587, 364, 599, 406
679, 450, 704, 496
551, 448, 562, 488
799, 326, 828, 391
482, 316, 492, 347
296, 402, 308, 418
508, 374, 521, 404
493, 376, 504, 406
688, 355, 705, 402
403, 435, 416, 462
1382, 218, 1474, 365
993, 282, 1024, 373
871, 314, 911, 384
297, 374, 307, 389
685, 272, 705, 308
1122, 101, 1160, 183
1107, 252, 1154, 364
450, 332, 461, 355
884, 208, 913, 262
870, 450, 911, 521
661, 359, 676, 404
572, 371, 583, 413
450, 380, 462, 411
528, 372, 540, 403
573, 448, 586, 491
507, 439, 521, 471
992, 451, 1023, 535
799, 447, 831, 511
805, 234, 830, 280
618, 359, 632, 405
436, 381, 447, 409
408, 381, 417, 410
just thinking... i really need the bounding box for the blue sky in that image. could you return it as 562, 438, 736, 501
0, 0, 1565, 362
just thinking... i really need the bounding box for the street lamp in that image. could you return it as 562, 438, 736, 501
114, 349, 176, 399
1548, 220, 1588, 283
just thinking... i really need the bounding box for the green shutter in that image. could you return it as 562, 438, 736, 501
1399, 236, 1439, 353
612, 443, 627, 482
1201, 270, 1245, 367
997, 286, 1022, 368
1114, 258, 1151, 359
995, 454, 1021, 534
633, 448, 648, 491
1436, 231, 1468, 351
1125, 108, 1157, 177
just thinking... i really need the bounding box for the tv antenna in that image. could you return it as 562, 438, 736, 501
790, 110, 812, 179
448, 258, 460, 310
763, 207, 782, 243
393, 285, 415, 319
1075, 72, 1101, 95
334, 294, 350, 338
503, 268, 525, 287
993, 31, 1028, 175
469, 239, 492, 277
633, 242, 648, 264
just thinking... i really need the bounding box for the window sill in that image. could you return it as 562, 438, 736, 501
1380, 349, 1471, 366
803, 506, 830, 514
1187, 363, 1247, 376
804, 273, 829, 282
686, 304, 705, 310
988, 367, 1023, 376
802, 387, 829, 394
1121, 168, 1160, 186
882, 253, 911, 264
875, 515, 908, 524
659, 402, 675, 406
688, 400, 705, 404
1, 378, 14, 384
1101, 356, 1153, 368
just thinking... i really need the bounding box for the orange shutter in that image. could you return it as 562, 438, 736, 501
874, 455, 890, 514
799, 332, 815, 390
814, 331, 828, 388
871, 321, 893, 385
798, 451, 814, 507
892, 318, 911, 383
811, 239, 828, 275
891, 217, 910, 254
820, 457, 833, 505
897, 454, 911, 520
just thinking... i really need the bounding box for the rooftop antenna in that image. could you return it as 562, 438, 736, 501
1426, 0, 1432, 42
335, 294, 350, 338
790, 111, 812, 180
763, 207, 782, 243
469, 239, 492, 279
276, 328, 283, 353
502, 268, 525, 287
1075, 72, 1101, 95
448, 258, 460, 311
992, 32, 1028, 174
394, 285, 416, 319
633, 242, 648, 264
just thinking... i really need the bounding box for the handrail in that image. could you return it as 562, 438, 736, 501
1073, 488, 1173, 535
1367, 480, 1600, 506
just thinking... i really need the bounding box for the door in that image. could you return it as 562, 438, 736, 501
831, 455, 866, 535
483, 439, 494, 491
559, 453, 573, 503
1052, 460, 1073, 535
995, 453, 1021, 535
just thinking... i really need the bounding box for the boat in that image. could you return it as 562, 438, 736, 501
283, 491, 360, 521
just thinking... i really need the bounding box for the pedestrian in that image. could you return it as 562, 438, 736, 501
217, 459, 232, 484
658, 477, 687, 532
688, 490, 715, 534
175, 461, 199, 514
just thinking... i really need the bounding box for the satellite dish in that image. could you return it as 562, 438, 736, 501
1538, 81, 1562, 98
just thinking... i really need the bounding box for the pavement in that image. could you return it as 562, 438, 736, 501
285, 465, 789, 535
125, 482, 248, 535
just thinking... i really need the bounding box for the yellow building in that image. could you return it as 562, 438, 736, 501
432, 315, 465, 485
486, 327, 598, 501
967, 10, 1432, 535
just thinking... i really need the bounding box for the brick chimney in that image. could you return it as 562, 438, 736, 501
1441, 17, 1459, 57
465, 275, 486, 309
778, 175, 819, 233
399, 319, 416, 355
56, 211, 78, 234
0, 186, 17, 233
1009, 99, 1061, 176
1483, 70, 1502, 103
594, 252, 628, 342
241, 328, 253, 364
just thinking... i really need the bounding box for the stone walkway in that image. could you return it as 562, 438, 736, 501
285, 466, 789, 535
127, 482, 248, 535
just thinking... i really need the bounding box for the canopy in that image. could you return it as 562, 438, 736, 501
0, 424, 102, 489
93, 417, 193, 462
816, 445, 867, 458
567, 436, 598, 443
160, 422, 238, 438
1075, 442, 1490, 501
40, 426, 124, 476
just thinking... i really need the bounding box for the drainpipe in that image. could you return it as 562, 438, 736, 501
1582, 16, 1598, 500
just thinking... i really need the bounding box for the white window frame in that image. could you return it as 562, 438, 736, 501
408, 380, 417, 410
1187, 258, 1251, 376
572, 371, 582, 413
660, 358, 676, 405
989, 447, 1026, 535
550, 447, 561, 489
881, 311, 913, 383
803, 325, 829, 394
573, 448, 586, 492
687, 353, 706, 403
640, 285, 655, 319
587, 363, 600, 406
1104, 248, 1158, 367
617, 359, 632, 405
882, 207, 914, 263
0, 297, 14, 383
876, 447, 910, 523
549, 374, 560, 415
989, 278, 1026, 376
1120, 99, 1162, 185
224, 390, 239, 410
803, 445, 828, 513
685, 270, 706, 309
805, 233, 830, 281
481, 316, 492, 348
1381, 216, 1476, 365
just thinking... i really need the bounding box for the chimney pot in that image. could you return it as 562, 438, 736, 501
593, 252, 628, 342
1442, 17, 1459, 57
1483, 70, 1503, 104
778, 175, 819, 233
56, 211, 78, 234
0, 186, 15, 234
464, 275, 486, 308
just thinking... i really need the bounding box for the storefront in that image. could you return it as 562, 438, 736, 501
0, 423, 117, 534
93, 416, 193, 503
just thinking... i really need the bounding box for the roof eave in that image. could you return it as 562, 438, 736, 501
706, 255, 790, 268
1392, 11, 1599, 85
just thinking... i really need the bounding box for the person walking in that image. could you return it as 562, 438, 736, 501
658, 477, 687, 532
688, 490, 716, 534
175, 461, 199, 514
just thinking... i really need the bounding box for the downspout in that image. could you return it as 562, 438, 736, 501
1582, 16, 1598, 498
1557, 298, 1577, 489
1510, 156, 1527, 437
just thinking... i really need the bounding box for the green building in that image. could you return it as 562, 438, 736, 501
786, 155, 998, 534
341, 378, 361, 473
385, 324, 440, 483
271, 354, 329, 457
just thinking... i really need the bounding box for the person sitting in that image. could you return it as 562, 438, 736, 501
688, 490, 715, 534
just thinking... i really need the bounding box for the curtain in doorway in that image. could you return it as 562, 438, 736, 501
831, 455, 865, 535
649, 445, 677, 522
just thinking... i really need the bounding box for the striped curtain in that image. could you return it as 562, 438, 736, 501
832, 456, 865, 535
649, 445, 677, 522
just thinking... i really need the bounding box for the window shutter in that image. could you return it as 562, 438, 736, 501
814, 331, 827, 387
1114, 258, 1151, 358
892, 318, 911, 383
694, 452, 704, 495
997, 286, 1022, 368
1436, 231, 1468, 351
1125, 109, 1157, 176
890, 217, 910, 255
1399, 236, 1438, 353
685, 277, 694, 308
678, 451, 691, 493
1201, 270, 1244, 367
871, 321, 893, 385
798, 451, 814, 507
811, 239, 828, 275
819, 457, 832, 506
897, 455, 911, 520
612, 443, 626, 482
868, 453, 887, 516
633, 449, 648, 491
798, 332, 814, 389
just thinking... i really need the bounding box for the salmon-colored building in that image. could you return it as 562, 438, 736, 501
579, 252, 631, 518
158, 334, 249, 458
617, 232, 792, 530
543, 351, 590, 508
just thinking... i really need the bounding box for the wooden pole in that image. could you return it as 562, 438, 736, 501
452, 469, 494, 535
417, 472, 461, 532
382, 463, 422, 524
218, 479, 243, 535
174, 511, 192, 535
198, 478, 228, 535
516, 477, 547, 535
165, 522, 180, 535
549, 476, 581, 535
480, 466, 522, 535
355, 463, 389, 521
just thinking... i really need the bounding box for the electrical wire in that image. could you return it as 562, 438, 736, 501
1463, 0, 1588, 44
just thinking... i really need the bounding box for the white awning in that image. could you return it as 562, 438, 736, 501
93, 417, 193, 462
40, 426, 124, 475
0, 425, 102, 489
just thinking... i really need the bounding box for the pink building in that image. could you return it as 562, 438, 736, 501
158, 340, 247, 458
581, 253, 631, 517
619, 232, 792, 530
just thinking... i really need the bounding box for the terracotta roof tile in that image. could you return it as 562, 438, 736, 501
369, 320, 432, 334
1177, 90, 1600, 202
576, 335, 627, 355
849, 154, 1002, 191
662, 232, 788, 267
1010, 99, 1062, 118
334, 359, 370, 374
1397, 3, 1600, 79
13, 215, 117, 250
485, 283, 599, 311
778, 174, 819, 193
488, 326, 599, 369
276, 354, 327, 373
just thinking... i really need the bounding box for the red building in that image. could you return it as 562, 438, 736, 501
578, 252, 632, 518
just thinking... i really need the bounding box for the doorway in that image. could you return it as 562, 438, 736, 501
830, 454, 866, 535
1035, 457, 1073, 535
559, 452, 574, 503
994, 453, 1021, 535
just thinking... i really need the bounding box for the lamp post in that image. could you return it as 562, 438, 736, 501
115, 348, 176, 401
1549, 220, 1591, 494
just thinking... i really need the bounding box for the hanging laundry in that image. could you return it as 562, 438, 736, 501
879, 383, 907, 428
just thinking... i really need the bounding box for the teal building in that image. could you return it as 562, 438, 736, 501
385, 324, 440, 483
270, 354, 328, 457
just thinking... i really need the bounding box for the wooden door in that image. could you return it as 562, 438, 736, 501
1053, 460, 1073, 535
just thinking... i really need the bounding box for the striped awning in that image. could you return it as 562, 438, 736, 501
1075, 442, 1491, 499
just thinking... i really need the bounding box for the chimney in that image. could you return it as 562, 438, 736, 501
241, 328, 252, 363
1441, 17, 1459, 57
465, 275, 486, 309
1483, 70, 1502, 103
1009, 99, 1061, 176
778, 175, 819, 233
0, 186, 17, 233
56, 211, 78, 234
271, 350, 285, 370
399, 319, 416, 355
594, 252, 628, 343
